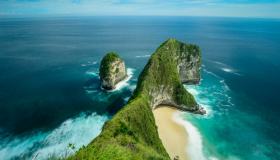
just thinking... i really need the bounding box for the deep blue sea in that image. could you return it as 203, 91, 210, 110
0, 16, 279, 160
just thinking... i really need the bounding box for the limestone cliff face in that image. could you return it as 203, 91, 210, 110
99, 52, 127, 90
134, 38, 204, 113
70, 39, 204, 160
177, 46, 201, 84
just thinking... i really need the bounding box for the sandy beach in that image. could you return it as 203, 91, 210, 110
153, 106, 189, 160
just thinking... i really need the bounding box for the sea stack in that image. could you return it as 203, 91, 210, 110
99, 52, 127, 90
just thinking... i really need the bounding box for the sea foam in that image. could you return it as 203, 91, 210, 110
108, 68, 135, 92
180, 67, 238, 159
81, 61, 98, 67
0, 113, 108, 160
173, 112, 207, 160
135, 55, 150, 58
221, 67, 241, 76
85, 71, 99, 78
207, 60, 241, 76
85, 68, 135, 94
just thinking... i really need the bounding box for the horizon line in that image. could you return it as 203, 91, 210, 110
1, 14, 280, 20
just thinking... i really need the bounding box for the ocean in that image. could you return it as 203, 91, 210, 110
0, 16, 279, 160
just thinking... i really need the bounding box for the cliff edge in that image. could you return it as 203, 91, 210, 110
69, 39, 204, 160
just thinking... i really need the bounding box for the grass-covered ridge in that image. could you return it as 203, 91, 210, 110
69, 39, 202, 160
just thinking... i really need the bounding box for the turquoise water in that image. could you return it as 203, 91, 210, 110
0, 16, 279, 159
185, 67, 279, 160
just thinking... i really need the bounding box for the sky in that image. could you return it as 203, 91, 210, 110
0, 0, 280, 18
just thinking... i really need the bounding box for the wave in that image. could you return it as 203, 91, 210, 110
84, 68, 136, 103
220, 67, 242, 76
185, 68, 234, 118
85, 68, 135, 93
212, 61, 227, 66
207, 59, 242, 76
135, 55, 150, 58
0, 113, 108, 160
81, 61, 98, 67
221, 67, 233, 73
107, 68, 135, 92
85, 70, 99, 78
190, 67, 275, 159
203, 68, 222, 79
173, 112, 207, 160
182, 67, 241, 159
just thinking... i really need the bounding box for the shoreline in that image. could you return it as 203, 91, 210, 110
153, 106, 189, 160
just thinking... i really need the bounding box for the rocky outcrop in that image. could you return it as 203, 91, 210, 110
99, 52, 127, 90
133, 38, 205, 114
70, 39, 204, 160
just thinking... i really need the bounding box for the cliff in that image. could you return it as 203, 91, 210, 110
69, 39, 204, 160
132, 38, 204, 113
99, 52, 127, 90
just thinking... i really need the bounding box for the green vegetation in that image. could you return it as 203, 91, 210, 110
69, 97, 169, 160
99, 52, 120, 79
69, 39, 201, 160
132, 39, 200, 109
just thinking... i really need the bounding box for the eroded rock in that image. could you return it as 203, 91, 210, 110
99, 52, 127, 90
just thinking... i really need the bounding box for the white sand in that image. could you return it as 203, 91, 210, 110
153, 106, 189, 160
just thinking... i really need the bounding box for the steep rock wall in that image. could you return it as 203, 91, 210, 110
99, 52, 127, 90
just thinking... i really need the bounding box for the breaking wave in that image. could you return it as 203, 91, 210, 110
0, 113, 108, 160
107, 68, 135, 92
185, 68, 234, 119
174, 112, 207, 160
81, 61, 98, 67
135, 55, 150, 58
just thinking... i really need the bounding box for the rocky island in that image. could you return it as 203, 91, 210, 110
99, 52, 127, 90
69, 39, 205, 160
